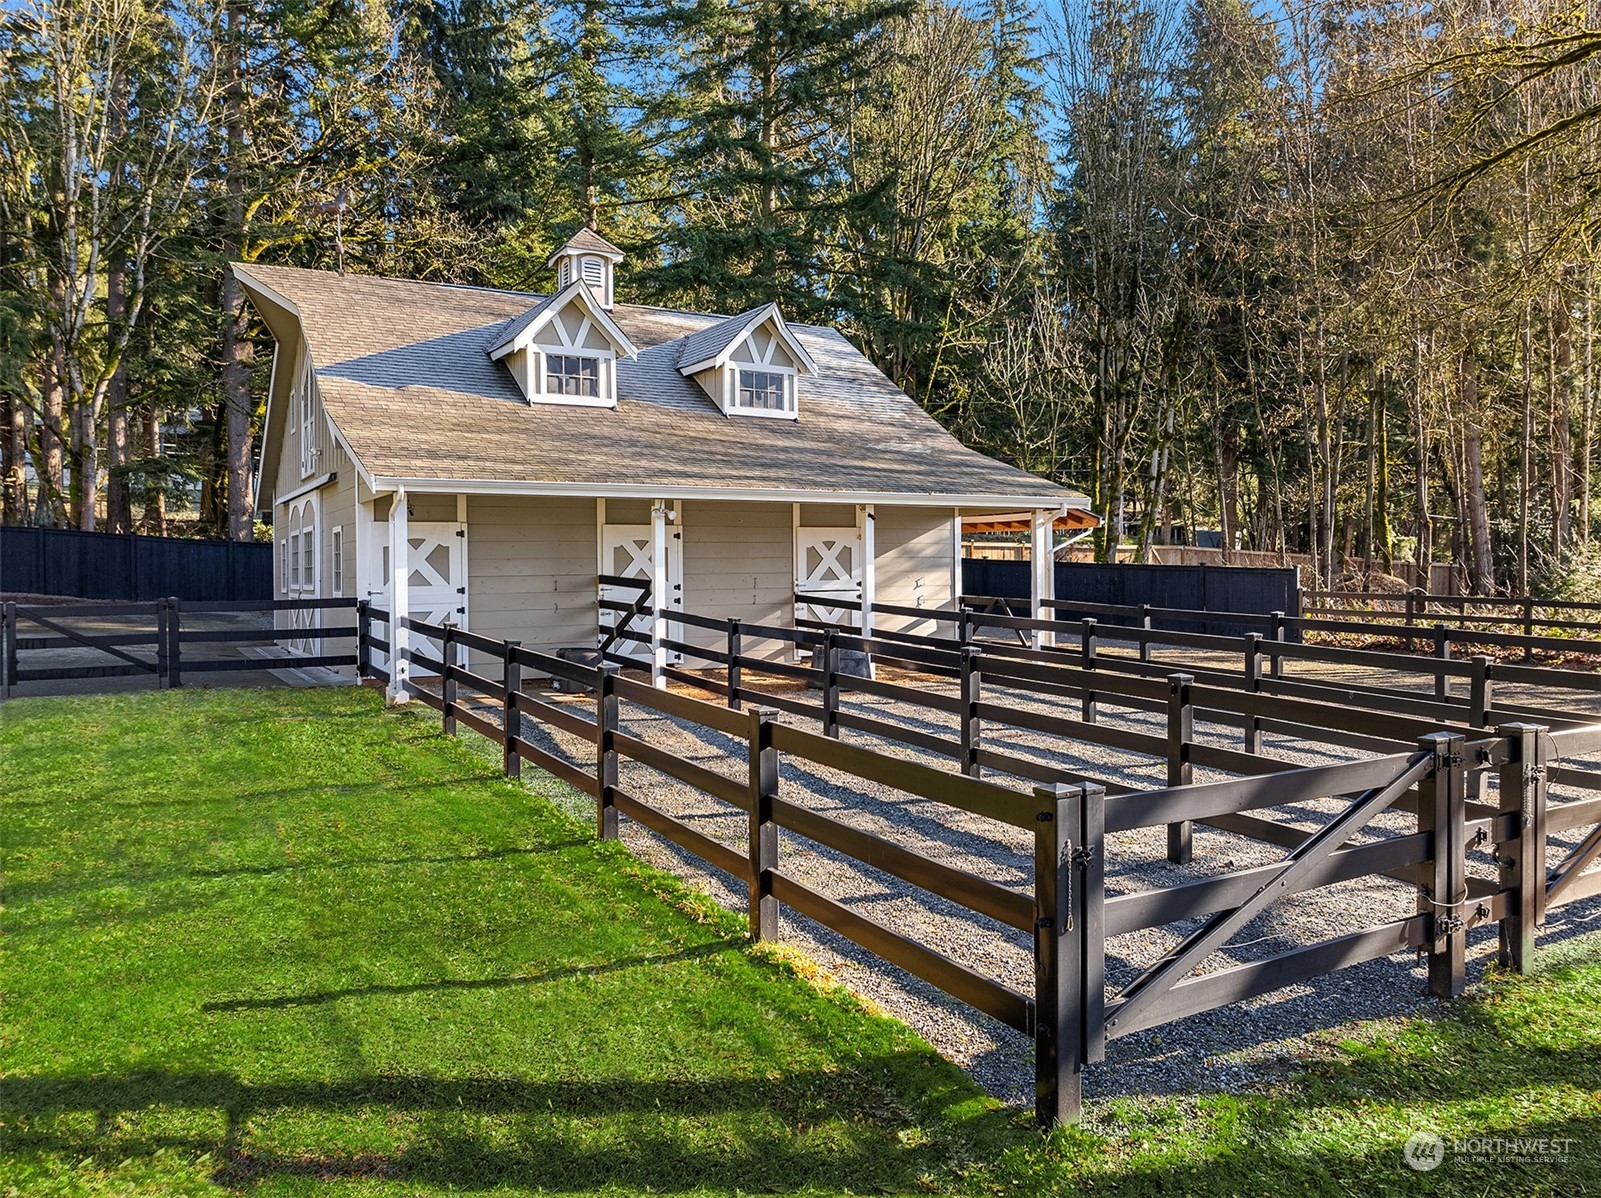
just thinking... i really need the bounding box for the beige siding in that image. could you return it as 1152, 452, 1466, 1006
873, 506, 955, 635
677, 501, 792, 660
467, 495, 597, 653
799, 503, 855, 527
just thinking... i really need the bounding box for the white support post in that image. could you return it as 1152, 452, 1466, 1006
650, 498, 669, 687
387, 486, 410, 703
858, 503, 877, 680
1031, 508, 1054, 650
950, 507, 963, 611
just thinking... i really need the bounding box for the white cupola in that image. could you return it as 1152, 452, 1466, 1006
547, 226, 626, 309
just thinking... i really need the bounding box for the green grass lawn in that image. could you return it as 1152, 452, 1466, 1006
3, 685, 1599, 1196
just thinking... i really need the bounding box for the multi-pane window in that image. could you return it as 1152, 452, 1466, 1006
545, 354, 601, 398
735, 369, 791, 413
290, 533, 301, 588
331, 527, 344, 595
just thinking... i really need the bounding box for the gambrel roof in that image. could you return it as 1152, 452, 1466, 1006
234, 263, 1086, 507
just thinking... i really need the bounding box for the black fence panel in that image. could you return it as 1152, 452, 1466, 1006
1, 526, 272, 602
962, 559, 1302, 640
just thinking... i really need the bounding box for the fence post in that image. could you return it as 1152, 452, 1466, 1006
355, 601, 371, 681
1080, 618, 1097, 723
1269, 611, 1285, 680
441, 626, 457, 736
1079, 782, 1107, 1068
596, 664, 620, 840
747, 707, 780, 942
822, 628, 841, 738
726, 619, 743, 710
502, 641, 522, 780
1433, 624, 1449, 699
1243, 633, 1263, 754
1033, 781, 1085, 1126
1522, 596, 1535, 662
957, 605, 971, 646
166, 597, 182, 688
1469, 655, 1492, 727
154, 601, 169, 688
960, 646, 983, 778
1166, 673, 1194, 864
1139, 605, 1152, 663
1, 601, 15, 699
1496, 723, 1548, 973
1419, 730, 1468, 999
1404, 587, 1422, 652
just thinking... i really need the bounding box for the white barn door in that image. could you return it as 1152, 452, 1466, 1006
285, 495, 320, 655
600, 524, 681, 663
795, 527, 862, 626
370, 521, 467, 676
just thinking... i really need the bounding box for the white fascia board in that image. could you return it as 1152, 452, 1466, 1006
677, 303, 819, 378
488, 281, 638, 361
369, 475, 1088, 511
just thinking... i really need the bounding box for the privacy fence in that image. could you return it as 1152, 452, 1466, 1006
0, 525, 272, 602
962, 559, 1302, 638
352, 597, 1601, 1126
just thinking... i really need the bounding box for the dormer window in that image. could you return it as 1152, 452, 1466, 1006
735, 369, 794, 414
676, 302, 817, 420
546, 353, 602, 398
486, 276, 638, 409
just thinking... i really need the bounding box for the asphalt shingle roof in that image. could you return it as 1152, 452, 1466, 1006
237, 263, 1082, 503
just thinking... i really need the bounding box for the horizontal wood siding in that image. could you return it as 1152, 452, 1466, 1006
679, 500, 792, 661
467, 495, 597, 661
874, 506, 954, 635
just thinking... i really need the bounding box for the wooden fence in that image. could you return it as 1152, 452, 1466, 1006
0, 596, 358, 696
359, 603, 1601, 1126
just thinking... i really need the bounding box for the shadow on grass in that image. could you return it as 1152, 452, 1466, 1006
200, 941, 735, 1011
0, 1058, 1012, 1194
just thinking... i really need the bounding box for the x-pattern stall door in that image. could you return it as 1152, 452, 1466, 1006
795, 527, 862, 626
371, 522, 467, 676
600, 523, 682, 664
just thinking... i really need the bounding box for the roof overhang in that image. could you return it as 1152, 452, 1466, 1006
962, 508, 1101, 533
368, 475, 1089, 511
677, 303, 819, 377
487, 281, 638, 361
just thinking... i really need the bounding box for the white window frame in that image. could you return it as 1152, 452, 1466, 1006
280, 538, 289, 594
534, 348, 615, 408
725, 364, 797, 419
298, 364, 316, 478
331, 526, 344, 596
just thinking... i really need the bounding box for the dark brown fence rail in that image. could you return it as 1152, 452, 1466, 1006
371, 603, 1601, 1127
1, 596, 359, 696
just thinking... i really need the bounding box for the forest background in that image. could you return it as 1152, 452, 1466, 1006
3, 0, 1599, 595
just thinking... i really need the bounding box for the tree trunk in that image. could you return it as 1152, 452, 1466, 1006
36, 318, 67, 526
1460, 352, 1494, 595
106, 255, 133, 534
221, 0, 255, 541
1550, 287, 1573, 554
2, 388, 26, 524
142, 407, 167, 535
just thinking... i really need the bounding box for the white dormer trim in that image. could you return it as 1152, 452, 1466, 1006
676, 303, 819, 378
488, 281, 636, 408
488, 281, 637, 362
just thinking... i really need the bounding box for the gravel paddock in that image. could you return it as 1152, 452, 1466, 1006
490, 652, 1601, 1106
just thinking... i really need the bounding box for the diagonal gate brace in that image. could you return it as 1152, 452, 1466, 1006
1106, 751, 1435, 1035
22, 609, 159, 673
